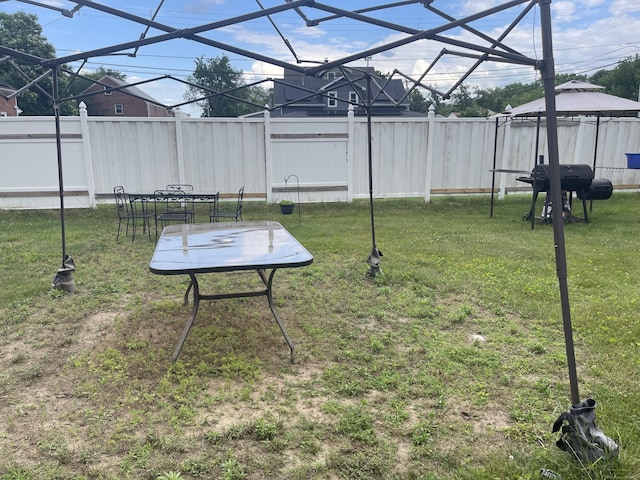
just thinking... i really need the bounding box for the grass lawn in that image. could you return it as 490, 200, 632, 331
1, 194, 639, 480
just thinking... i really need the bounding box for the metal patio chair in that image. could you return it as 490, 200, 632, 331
165, 184, 196, 220
113, 186, 153, 241
154, 189, 195, 237
210, 186, 244, 222
166, 184, 194, 191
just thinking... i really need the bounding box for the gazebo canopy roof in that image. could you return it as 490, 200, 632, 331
505, 80, 640, 117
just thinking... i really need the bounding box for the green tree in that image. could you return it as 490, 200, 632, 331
184, 55, 269, 117
591, 55, 640, 100
425, 88, 446, 115
408, 88, 429, 113
554, 72, 589, 85
476, 82, 542, 113
0, 11, 75, 115
483, 73, 594, 112
447, 83, 489, 117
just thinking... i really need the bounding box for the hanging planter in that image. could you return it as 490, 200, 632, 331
279, 199, 294, 215
280, 174, 301, 224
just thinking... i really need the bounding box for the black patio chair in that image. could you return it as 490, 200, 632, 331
113, 185, 153, 241
165, 184, 196, 220
166, 184, 194, 191
211, 186, 244, 222
154, 189, 194, 237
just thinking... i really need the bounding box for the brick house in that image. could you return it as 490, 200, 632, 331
79, 75, 173, 117
270, 66, 412, 117
0, 82, 19, 116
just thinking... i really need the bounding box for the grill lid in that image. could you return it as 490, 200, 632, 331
520, 164, 593, 192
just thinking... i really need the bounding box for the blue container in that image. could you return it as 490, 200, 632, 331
626, 153, 640, 169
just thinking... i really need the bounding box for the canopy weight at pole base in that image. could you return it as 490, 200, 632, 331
51, 254, 76, 293
365, 246, 383, 278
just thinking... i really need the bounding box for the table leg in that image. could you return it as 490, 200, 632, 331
171, 270, 295, 363
184, 278, 194, 305
258, 269, 295, 363
171, 273, 200, 362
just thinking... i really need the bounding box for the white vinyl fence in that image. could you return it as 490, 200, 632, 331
1, 103, 639, 209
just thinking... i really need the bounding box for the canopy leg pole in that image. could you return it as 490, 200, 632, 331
540, 0, 580, 404
51, 66, 75, 293
590, 115, 601, 212
364, 75, 381, 277
490, 117, 498, 217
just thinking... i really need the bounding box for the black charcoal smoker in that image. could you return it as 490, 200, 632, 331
517, 162, 612, 229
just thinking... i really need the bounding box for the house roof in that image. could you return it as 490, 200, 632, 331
0, 82, 16, 95
274, 66, 408, 108
321, 66, 407, 103
81, 75, 162, 104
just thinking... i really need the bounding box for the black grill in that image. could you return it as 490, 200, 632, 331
517, 164, 593, 193
517, 163, 612, 227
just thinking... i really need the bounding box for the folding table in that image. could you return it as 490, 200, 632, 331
149, 221, 313, 362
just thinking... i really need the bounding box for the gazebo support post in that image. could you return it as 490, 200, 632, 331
51, 66, 75, 293
590, 114, 601, 212
365, 74, 382, 277
490, 116, 499, 217
539, 0, 580, 404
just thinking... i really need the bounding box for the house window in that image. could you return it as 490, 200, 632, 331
327, 71, 336, 80
104, 86, 111, 96
114, 104, 123, 115
349, 91, 359, 104
327, 91, 338, 108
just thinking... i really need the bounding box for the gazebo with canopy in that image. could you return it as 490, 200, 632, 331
490, 79, 640, 215
508, 79, 640, 118
502, 80, 640, 171
0, 0, 594, 407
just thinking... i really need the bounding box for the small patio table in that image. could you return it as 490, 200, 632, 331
127, 192, 220, 237
149, 221, 313, 362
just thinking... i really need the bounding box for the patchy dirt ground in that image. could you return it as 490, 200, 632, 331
0, 286, 540, 479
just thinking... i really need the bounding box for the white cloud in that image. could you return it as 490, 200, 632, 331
610, 0, 640, 16
289, 24, 327, 39
245, 61, 282, 83
223, 24, 368, 67
459, 1, 504, 16
553, 2, 578, 23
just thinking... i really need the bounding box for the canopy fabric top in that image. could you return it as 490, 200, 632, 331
505, 80, 640, 117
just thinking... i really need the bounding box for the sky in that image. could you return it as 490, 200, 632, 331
1, 0, 640, 117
